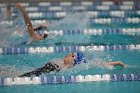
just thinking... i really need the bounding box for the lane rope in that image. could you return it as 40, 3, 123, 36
0, 44, 140, 55
0, 74, 140, 86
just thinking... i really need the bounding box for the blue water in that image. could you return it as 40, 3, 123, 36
28, 34, 140, 47
0, 50, 140, 77
0, 49, 140, 93
0, 2, 140, 93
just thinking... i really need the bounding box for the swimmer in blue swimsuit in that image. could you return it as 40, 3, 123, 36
19, 52, 127, 77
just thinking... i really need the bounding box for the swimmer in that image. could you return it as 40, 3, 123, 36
15, 3, 48, 43
19, 52, 127, 77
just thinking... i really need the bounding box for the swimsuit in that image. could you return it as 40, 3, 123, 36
19, 62, 60, 77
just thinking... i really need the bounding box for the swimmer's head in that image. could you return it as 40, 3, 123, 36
64, 53, 76, 65
64, 52, 86, 66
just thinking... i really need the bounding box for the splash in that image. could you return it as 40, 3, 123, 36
0, 64, 36, 78
55, 50, 115, 75
0, 65, 21, 77
50, 12, 90, 30
0, 5, 27, 47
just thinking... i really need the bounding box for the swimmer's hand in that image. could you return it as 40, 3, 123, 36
16, 3, 25, 12
105, 61, 128, 68
124, 64, 128, 68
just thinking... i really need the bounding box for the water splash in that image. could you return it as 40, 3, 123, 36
50, 12, 90, 30
0, 65, 21, 77
0, 64, 35, 78
54, 50, 115, 75
0, 5, 27, 47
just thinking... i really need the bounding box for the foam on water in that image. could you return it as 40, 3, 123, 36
54, 51, 115, 75
50, 12, 90, 30
0, 64, 36, 77
0, 4, 28, 47
0, 5, 92, 47
0, 65, 21, 77
0, 50, 138, 77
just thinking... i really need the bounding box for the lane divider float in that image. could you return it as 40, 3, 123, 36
0, 45, 140, 55
0, 74, 140, 86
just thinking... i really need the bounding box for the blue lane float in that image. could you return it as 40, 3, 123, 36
27, 10, 140, 19
35, 28, 140, 36
2, 47, 28, 55
2, 20, 140, 35
30, 17, 140, 24
110, 74, 140, 81
0, 45, 140, 55
0, 74, 140, 86
8, 1, 136, 7
0, 78, 4, 86
3, 17, 140, 26
26, 3, 140, 12
22, 1, 140, 7
42, 76, 76, 84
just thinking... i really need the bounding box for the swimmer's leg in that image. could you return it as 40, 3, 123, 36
19, 67, 46, 77
19, 63, 59, 77
104, 61, 127, 67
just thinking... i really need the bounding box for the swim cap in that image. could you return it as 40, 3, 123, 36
73, 52, 87, 66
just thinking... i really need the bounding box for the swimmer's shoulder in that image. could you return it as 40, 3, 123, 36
50, 58, 64, 66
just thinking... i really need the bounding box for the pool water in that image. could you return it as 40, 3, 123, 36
30, 34, 140, 46
0, 50, 140, 77
0, 1, 140, 93
0, 49, 140, 93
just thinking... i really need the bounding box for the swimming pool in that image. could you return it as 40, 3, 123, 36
0, 1, 140, 93
0, 47, 140, 93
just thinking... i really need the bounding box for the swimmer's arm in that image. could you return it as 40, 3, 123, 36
16, 3, 35, 37
105, 61, 127, 67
